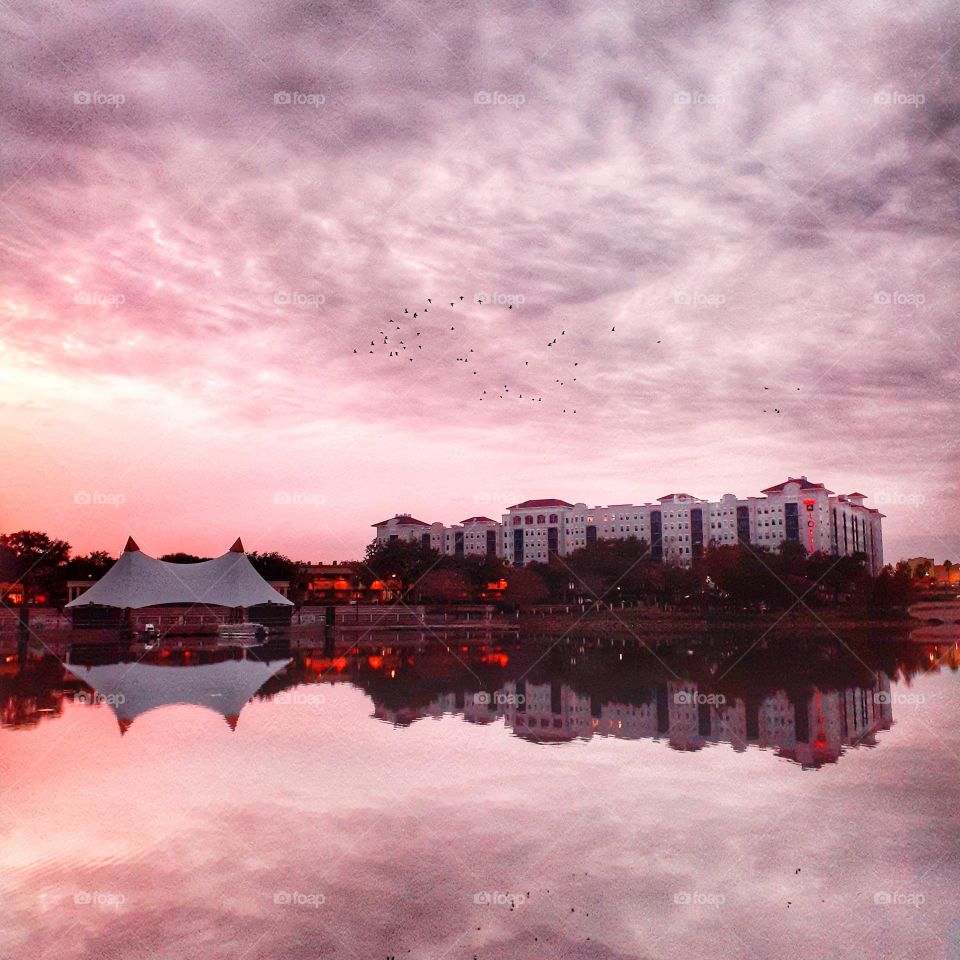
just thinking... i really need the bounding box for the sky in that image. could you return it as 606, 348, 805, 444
0, 0, 958, 564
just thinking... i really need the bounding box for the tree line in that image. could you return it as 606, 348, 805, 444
0, 528, 922, 613
0, 531, 300, 608
362, 535, 920, 612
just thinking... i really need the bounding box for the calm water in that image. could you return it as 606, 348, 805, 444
1, 630, 958, 959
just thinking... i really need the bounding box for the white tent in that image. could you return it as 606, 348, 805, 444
66, 655, 292, 733
65, 537, 294, 610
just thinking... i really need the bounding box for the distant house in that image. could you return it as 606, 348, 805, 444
303, 563, 392, 604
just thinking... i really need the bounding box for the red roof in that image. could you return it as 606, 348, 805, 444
761, 477, 834, 495
372, 514, 431, 527
844, 492, 868, 498
507, 498, 573, 510
656, 493, 700, 502
460, 516, 497, 525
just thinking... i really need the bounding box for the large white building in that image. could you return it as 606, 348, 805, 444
372, 476, 885, 573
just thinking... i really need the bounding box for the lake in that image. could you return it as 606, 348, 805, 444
1, 629, 958, 959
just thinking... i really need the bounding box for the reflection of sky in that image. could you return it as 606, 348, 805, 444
1, 669, 958, 959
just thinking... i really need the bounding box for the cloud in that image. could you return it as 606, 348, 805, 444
0, 0, 957, 558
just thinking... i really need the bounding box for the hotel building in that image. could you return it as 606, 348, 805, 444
373, 476, 885, 574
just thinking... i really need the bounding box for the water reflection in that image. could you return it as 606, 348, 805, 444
3, 630, 954, 770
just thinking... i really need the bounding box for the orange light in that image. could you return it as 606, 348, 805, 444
480, 653, 509, 667
368, 656, 384, 670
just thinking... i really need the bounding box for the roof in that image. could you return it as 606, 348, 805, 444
844, 492, 868, 498
761, 476, 834, 495
372, 514, 431, 527
65, 656, 291, 733
656, 493, 701, 502
65, 540, 294, 610
460, 516, 497, 525
507, 499, 574, 510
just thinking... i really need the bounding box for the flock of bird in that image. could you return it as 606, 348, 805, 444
352, 294, 798, 417
350, 294, 626, 415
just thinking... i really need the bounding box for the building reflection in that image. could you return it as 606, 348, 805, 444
381, 676, 894, 768
1, 630, 956, 770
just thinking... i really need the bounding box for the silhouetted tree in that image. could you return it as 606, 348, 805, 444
362, 539, 441, 597
0, 531, 72, 609
504, 567, 549, 606
416, 569, 470, 603
62, 551, 116, 582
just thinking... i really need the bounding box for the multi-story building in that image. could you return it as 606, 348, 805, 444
372, 477, 885, 573
372, 514, 499, 558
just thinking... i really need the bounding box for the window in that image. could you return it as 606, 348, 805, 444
549, 513, 558, 524
525, 515, 533, 525
537, 514, 545, 524
513, 516, 521, 526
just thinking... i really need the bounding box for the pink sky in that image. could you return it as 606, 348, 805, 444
1, 0, 957, 563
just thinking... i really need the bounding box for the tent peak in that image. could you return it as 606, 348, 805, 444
123, 536, 140, 553
229, 538, 245, 553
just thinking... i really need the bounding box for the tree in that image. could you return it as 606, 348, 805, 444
0, 531, 72, 607
247, 551, 297, 581
362, 539, 441, 597
504, 567, 549, 606
62, 551, 116, 582
416, 569, 470, 603
159, 552, 211, 564
561, 537, 658, 602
